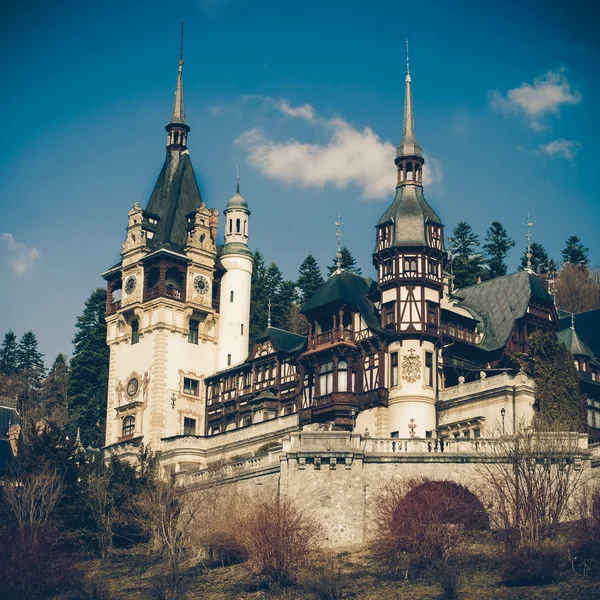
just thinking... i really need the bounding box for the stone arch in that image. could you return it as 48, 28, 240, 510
399, 480, 489, 530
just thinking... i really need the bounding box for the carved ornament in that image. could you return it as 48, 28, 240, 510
402, 349, 421, 383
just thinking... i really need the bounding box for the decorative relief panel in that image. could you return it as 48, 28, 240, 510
402, 349, 421, 383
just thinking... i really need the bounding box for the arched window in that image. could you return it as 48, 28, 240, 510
122, 416, 135, 437
338, 360, 348, 392
236, 218, 241, 233
229, 219, 233, 234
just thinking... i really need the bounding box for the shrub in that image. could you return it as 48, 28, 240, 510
570, 490, 600, 576
436, 562, 461, 600
237, 495, 321, 588
302, 562, 346, 599
501, 544, 562, 586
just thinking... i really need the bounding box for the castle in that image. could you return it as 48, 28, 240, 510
102, 43, 600, 539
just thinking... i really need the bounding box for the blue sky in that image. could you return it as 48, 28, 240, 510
0, 0, 598, 365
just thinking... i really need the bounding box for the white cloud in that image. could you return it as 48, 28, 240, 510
538, 138, 581, 161
236, 101, 442, 200
489, 69, 580, 129
1, 233, 40, 275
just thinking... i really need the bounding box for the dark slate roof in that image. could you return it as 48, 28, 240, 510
145, 151, 203, 254
256, 327, 306, 354
301, 271, 383, 333
559, 308, 600, 358
557, 327, 594, 358
453, 271, 554, 351
377, 185, 443, 249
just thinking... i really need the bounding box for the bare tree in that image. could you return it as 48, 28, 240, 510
2, 465, 63, 535
477, 422, 590, 549
555, 263, 600, 313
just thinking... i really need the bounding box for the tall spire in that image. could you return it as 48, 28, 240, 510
166, 22, 190, 150
396, 38, 423, 161
524, 214, 535, 274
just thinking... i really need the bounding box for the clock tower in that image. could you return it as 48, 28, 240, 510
373, 42, 446, 438
102, 35, 220, 449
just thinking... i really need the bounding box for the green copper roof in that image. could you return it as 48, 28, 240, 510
377, 185, 443, 248
226, 192, 249, 211
221, 242, 253, 258
145, 151, 203, 254
454, 271, 554, 351
256, 326, 306, 354
557, 327, 593, 358
559, 308, 600, 358
302, 271, 383, 333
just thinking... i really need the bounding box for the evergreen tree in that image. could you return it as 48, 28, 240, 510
249, 250, 269, 346
449, 222, 487, 289
483, 221, 515, 279
327, 246, 362, 276
16, 331, 45, 373
68, 288, 109, 447
528, 330, 582, 430
519, 241, 556, 274
44, 353, 70, 425
297, 254, 324, 305
562, 235, 589, 267
0, 330, 19, 375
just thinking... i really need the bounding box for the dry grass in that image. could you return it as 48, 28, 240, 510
52, 531, 600, 600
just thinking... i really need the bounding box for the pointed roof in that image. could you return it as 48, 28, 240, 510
557, 327, 593, 358
166, 24, 189, 130
226, 178, 249, 211
301, 271, 383, 333
559, 307, 600, 358
377, 184, 443, 247
145, 152, 203, 253
396, 40, 422, 160
256, 326, 306, 354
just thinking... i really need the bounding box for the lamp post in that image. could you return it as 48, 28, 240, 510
501, 407, 506, 435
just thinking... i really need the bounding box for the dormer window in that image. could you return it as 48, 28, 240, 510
403, 258, 418, 275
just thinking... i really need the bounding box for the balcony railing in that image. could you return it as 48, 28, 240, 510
314, 327, 354, 347
144, 286, 183, 302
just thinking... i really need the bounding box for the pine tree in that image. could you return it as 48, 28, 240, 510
0, 330, 19, 375
327, 246, 362, 276
44, 353, 70, 425
449, 222, 487, 289
529, 330, 582, 430
483, 221, 515, 279
68, 288, 109, 447
16, 331, 45, 373
562, 236, 589, 267
249, 250, 269, 346
519, 241, 556, 274
297, 254, 324, 305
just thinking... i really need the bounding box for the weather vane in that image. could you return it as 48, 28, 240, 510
267, 298, 272, 328
236, 163, 240, 193
335, 213, 343, 274
524, 213, 536, 274
179, 21, 184, 65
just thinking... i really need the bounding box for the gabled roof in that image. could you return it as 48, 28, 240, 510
557, 327, 594, 358
377, 185, 443, 248
144, 151, 203, 254
453, 271, 554, 351
256, 327, 306, 354
559, 308, 600, 358
301, 271, 383, 333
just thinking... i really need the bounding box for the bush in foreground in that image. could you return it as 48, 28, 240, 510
501, 544, 562, 586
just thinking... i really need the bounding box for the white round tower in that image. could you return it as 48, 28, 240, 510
217, 180, 253, 370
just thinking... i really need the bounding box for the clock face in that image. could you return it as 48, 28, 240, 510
125, 275, 136, 294
194, 275, 209, 295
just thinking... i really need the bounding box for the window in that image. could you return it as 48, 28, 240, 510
131, 319, 139, 344
391, 431, 399, 438
474, 428, 481, 438
122, 416, 135, 437
229, 219, 232, 233
384, 303, 395, 326
188, 319, 199, 344
318, 361, 334, 396
403, 258, 418, 274
338, 360, 348, 392
241, 323, 244, 336
428, 259, 437, 276
425, 352, 433, 387
183, 417, 196, 436
227, 354, 232, 367
183, 377, 199, 396
391, 352, 398, 387
236, 218, 241, 233
230, 290, 234, 303
427, 303, 437, 325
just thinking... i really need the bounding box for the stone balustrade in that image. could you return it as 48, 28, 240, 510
438, 371, 530, 402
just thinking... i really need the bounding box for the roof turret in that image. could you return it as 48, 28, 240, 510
396, 39, 422, 160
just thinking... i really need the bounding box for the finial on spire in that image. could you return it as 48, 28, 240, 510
571, 312, 575, 330
406, 38, 410, 78
236, 164, 240, 194
179, 20, 184, 63
335, 213, 343, 274
166, 21, 189, 147
524, 213, 535, 274
267, 298, 272, 328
